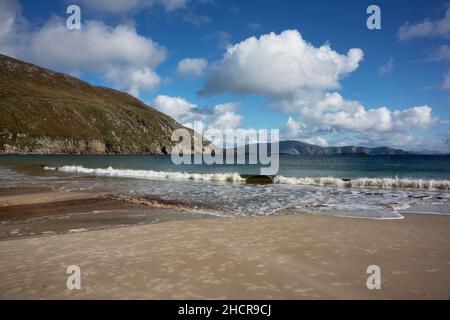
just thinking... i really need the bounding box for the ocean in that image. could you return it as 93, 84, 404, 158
1, 154, 450, 219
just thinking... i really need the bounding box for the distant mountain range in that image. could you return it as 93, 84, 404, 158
236, 140, 410, 155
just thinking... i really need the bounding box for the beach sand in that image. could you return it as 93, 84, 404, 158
0, 188, 449, 299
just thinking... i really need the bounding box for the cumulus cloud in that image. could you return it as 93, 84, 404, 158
282, 117, 304, 139
378, 57, 395, 75
152, 95, 242, 128
104, 66, 162, 97
0, 1, 166, 97
208, 103, 243, 130
367, 132, 450, 153
199, 29, 438, 148
200, 30, 364, 97
303, 137, 329, 147
398, 8, 450, 41
282, 115, 442, 151
152, 95, 200, 122
176, 58, 208, 77
280, 92, 436, 134
151, 95, 247, 146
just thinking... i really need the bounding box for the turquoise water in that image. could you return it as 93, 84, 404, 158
1, 154, 450, 219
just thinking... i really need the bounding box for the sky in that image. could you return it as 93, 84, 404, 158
1, 0, 450, 152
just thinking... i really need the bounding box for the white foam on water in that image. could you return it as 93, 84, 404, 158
68, 228, 89, 233
274, 176, 450, 191
45, 165, 245, 183
45, 165, 450, 191
42, 165, 450, 220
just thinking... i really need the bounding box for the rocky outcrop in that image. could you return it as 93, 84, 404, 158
0, 131, 215, 155
1, 133, 107, 154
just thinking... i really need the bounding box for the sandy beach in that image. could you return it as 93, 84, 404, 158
0, 188, 449, 299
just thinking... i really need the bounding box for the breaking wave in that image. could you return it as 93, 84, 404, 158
44, 165, 450, 191
44, 165, 245, 183
274, 176, 450, 191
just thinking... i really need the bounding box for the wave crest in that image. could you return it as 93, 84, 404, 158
274, 176, 450, 190
44, 166, 450, 190
44, 165, 245, 183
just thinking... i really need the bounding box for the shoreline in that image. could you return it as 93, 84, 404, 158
0, 188, 221, 241
1, 186, 450, 240
0, 187, 449, 299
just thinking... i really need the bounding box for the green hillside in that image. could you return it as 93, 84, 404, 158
0, 54, 189, 154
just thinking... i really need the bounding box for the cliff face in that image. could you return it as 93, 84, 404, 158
0, 54, 207, 154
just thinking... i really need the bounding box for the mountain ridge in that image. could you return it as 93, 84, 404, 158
235, 140, 410, 155
0, 54, 208, 155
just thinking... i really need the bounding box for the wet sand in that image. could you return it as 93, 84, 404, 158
0, 187, 53, 197
0, 189, 217, 240
0, 188, 449, 299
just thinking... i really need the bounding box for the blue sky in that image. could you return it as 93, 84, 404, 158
1, 0, 450, 151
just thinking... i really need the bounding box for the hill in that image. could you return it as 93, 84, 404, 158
0, 54, 203, 154
236, 140, 409, 155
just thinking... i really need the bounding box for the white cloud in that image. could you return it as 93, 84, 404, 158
365, 132, 450, 153
398, 8, 450, 41
280, 92, 436, 134
0, 1, 166, 97
198, 29, 438, 147
152, 95, 199, 122
208, 103, 243, 130
200, 30, 364, 97
176, 58, 208, 77
151, 95, 246, 146
105, 66, 161, 97
303, 137, 329, 147
282, 114, 442, 151
378, 57, 395, 75
282, 117, 303, 139
28, 20, 166, 71
279, 92, 438, 149
151, 95, 242, 129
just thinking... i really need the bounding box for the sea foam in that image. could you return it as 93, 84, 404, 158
44, 165, 450, 191
274, 176, 450, 191
44, 165, 245, 183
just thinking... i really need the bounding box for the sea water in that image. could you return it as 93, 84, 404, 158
1, 154, 449, 219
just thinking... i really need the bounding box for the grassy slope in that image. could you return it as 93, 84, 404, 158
0, 54, 183, 154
